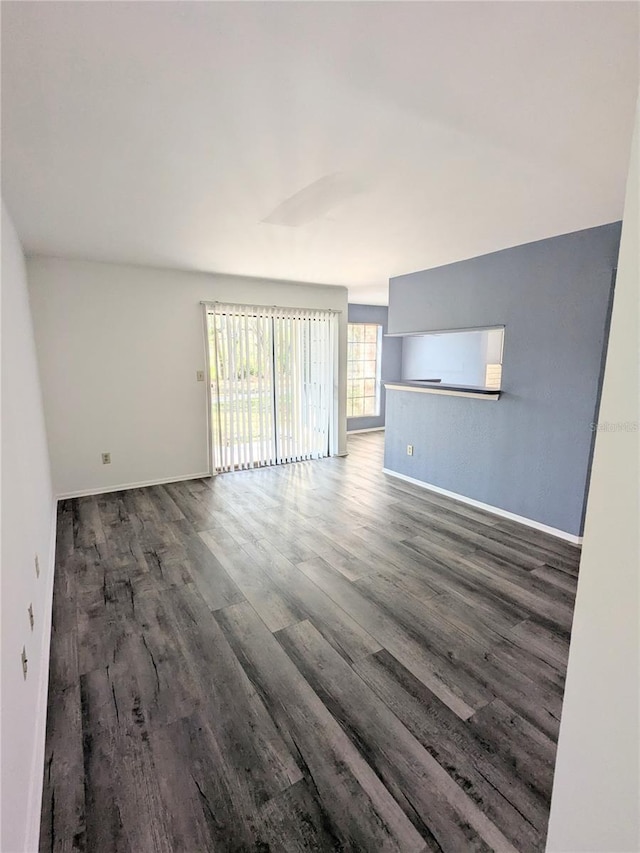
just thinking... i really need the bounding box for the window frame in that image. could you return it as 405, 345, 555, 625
346, 322, 383, 419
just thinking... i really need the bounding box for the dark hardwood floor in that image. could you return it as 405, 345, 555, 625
40, 432, 580, 852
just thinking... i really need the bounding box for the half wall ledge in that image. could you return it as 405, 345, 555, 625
384, 382, 501, 401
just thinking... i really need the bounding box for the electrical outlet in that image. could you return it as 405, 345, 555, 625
407, 444, 414, 456
196, 370, 205, 382
35, 554, 40, 578
102, 452, 111, 465
21, 646, 28, 680
28, 603, 34, 630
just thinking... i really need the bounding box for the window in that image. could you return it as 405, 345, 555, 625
347, 323, 382, 417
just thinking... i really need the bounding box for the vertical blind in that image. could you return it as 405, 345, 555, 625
205, 303, 338, 473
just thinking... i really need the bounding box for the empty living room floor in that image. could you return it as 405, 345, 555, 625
40, 432, 579, 852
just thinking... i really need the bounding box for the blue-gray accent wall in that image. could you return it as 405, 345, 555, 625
348, 304, 403, 431
385, 222, 622, 537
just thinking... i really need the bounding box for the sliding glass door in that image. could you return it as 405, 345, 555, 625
205, 303, 337, 472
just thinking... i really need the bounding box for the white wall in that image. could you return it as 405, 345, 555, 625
546, 97, 639, 852
1, 202, 56, 852
484, 328, 503, 364
27, 257, 348, 497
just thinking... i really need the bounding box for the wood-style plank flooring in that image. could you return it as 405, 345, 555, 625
40, 433, 580, 852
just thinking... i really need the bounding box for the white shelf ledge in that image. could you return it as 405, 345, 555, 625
384, 382, 500, 401
385, 324, 505, 337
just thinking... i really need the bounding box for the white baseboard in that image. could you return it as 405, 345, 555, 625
25, 500, 58, 852
382, 468, 582, 545
347, 427, 386, 434
57, 471, 211, 500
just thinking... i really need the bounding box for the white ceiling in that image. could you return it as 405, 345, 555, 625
2, 2, 638, 304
